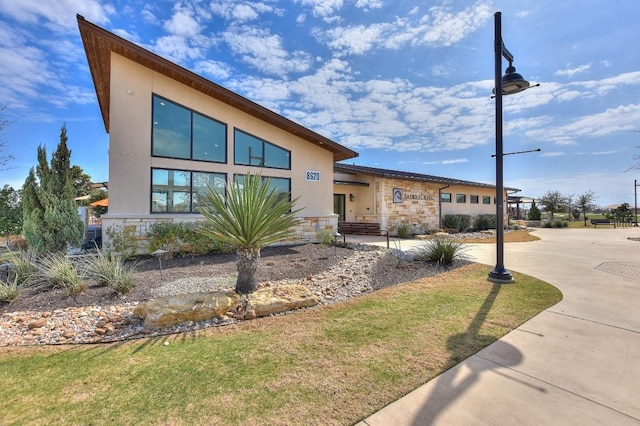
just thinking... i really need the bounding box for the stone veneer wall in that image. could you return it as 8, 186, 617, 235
100, 214, 339, 255
353, 178, 440, 234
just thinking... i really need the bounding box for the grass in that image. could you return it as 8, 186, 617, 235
0, 263, 561, 426
462, 229, 540, 244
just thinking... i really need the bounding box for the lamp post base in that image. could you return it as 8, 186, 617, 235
488, 267, 515, 284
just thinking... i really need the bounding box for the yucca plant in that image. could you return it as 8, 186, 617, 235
37, 252, 87, 297
6, 249, 38, 286
414, 237, 469, 267
198, 171, 302, 294
0, 275, 20, 303
83, 249, 137, 295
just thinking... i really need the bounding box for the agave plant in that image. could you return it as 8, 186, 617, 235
198, 171, 302, 294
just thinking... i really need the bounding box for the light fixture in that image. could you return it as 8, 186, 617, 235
349, 194, 355, 202
488, 11, 531, 284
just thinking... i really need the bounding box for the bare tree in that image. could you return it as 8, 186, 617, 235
0, 105, 13, 169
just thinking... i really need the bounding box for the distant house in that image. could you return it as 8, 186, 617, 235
77, 15, 357, 248
333, 163, 518, 233
77, 15, 516, 248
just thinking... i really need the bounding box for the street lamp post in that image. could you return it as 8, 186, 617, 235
488, 11, 530, 284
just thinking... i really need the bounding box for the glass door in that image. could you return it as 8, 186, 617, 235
333, 194, 346, 222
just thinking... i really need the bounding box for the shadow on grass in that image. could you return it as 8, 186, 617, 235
411, 283, 547, 425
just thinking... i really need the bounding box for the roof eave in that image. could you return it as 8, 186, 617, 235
77, 15, 358, 163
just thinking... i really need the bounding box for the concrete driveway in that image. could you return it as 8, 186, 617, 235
356, 227, 640, 425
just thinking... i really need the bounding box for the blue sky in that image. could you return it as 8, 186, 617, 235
1, 0, 639, 208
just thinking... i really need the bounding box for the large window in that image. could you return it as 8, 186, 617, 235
151, 168, 226, 213
233, 174, 291, 199
234, 129, 290, 170
152, 95, 226, 163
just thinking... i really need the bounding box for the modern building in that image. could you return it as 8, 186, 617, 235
334, 163, 517, 234
78, 16, 516, 248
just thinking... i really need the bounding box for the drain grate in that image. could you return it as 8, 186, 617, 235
594, 262, 640, 280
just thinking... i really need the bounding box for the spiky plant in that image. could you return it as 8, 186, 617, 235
413, 237, 469, 267
198, 172, 302, 294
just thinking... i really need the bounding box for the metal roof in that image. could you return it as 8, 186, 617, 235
334, 163, 520, 192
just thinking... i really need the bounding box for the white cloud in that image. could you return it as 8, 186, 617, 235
295, 0, 344, 18
442, 158, 469, 164
194, 60, 234, 81
555, 64, 591, 77
222, 25, 312, 75
325, 23, 391, 55
0, 0, 114, 32
164, 8, 201, 37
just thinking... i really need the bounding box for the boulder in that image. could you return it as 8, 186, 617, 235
133, 285, 319, 328
134, 291, 240, 328
248, 284, 319, 318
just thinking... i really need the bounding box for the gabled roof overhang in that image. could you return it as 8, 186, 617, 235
77, 15, 358, 162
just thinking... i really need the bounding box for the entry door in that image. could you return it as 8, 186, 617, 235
334, 194, 346, 222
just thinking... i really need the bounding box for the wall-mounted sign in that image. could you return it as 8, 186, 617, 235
306, 170, 321, 182
393, 188, 403, 203
392, 188, 434, 203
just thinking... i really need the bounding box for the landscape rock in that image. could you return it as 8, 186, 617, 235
248, 285, 319, 318
134, 291, 240, 328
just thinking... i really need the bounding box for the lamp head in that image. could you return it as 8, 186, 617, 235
501, 64, 530, 95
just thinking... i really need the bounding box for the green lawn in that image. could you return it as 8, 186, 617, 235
0, 263, 561, 426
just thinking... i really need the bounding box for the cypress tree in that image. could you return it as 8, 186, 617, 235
21, 125, 84, 252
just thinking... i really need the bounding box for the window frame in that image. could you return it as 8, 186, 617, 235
482, 195, 491, 205
470, 195, 479, 204
151, 167, 226, 214
441, 192, 452, 203
456, 194, 467, 203
151, 94, 227, 164
233, 128, 291, 170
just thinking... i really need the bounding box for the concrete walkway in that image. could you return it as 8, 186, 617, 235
353, 228, 640, 425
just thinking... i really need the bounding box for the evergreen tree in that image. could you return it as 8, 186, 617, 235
21, 125, 84, 252
528, 199, 541, 220
0, 185, 22, 248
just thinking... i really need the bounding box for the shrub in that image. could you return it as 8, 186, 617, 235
395, 222, 412, 238
0, 275, 20, 303
413, 238, 469, 267
474, 214, 496, 231
544, 220, 568, 228
318, 230, 335, 246
443, 215, 472, 233
37, 253, 87, 297
146, 222, 222, 256
81, 249, 138, 295
6, 249, 38, 286
528, 200, 542, 220
104, 225, 138, 259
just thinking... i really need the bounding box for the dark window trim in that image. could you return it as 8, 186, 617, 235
470, 194, 479, 204
441, 192, 452, 203
150, 167, 227, 214
151, 93, 228, 164
456, 194, 466, 203
233, 127, 291, 170
482, 195, 491, 205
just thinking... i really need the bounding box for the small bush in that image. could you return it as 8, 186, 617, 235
474, 214, 496, 231
0, 276, 20, 303
395, 222, 412, 239
37, 253, 87, 297
443, 215, 472, 233
528, 201, 542, 220
81, 249, 137, 295
318, 230, 335, 246
147, 222, 222, 256
414, 238, 469, 267
7, 249, 38, 286
105, 225, 138, 259
544, 220, 568, 228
